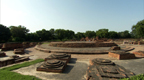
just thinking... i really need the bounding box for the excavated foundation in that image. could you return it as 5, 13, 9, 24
86, 58, 135, 80
37, 60, 67, 73
108, 52, 136, 60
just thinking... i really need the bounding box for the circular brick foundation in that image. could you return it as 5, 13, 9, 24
49, 41, 118, 48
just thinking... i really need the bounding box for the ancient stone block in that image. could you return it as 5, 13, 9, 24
37, 60, 67, 73
45, 53, 71, 63
108, 52, 136, 60
133, 51, 144, 56
86, 58, 135, 80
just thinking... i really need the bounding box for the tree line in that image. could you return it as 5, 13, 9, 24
0, 19, 144, 43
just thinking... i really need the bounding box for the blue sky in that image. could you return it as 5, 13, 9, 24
0, 0, 144, 33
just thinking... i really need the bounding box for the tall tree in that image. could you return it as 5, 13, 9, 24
0, 24, 11, 42
96, 29, 109, 38
9, 25, 29, 41
131, 19, 144, 38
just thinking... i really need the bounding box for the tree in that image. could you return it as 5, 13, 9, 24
54, 29, 75, 40
96, 29, 109, 38
0, 24, 11, 42
84, 31, 96, 38
26, 33, 39, 41
49, 28, 55, 40
108, 31, 118, 38
75, 32, 85, 39
9, 25, 29, 41
131, 19, 144, 38
118, 30, 131, 38
36, 29, 51, 41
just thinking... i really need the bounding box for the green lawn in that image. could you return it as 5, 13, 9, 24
0, 59, 44, 80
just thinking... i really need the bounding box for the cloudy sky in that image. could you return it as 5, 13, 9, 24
0, 0, 144, 33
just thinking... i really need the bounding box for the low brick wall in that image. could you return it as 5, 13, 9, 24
108, 52, 136, 60
138, 41, 144, 45
49, 42, 118, 48
1, 42, 23, 51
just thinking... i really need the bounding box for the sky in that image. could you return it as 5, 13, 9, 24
0, 0, 144, 33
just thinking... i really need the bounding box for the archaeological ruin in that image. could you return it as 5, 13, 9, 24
86, 58, 135, 80
37, 60, 67, 73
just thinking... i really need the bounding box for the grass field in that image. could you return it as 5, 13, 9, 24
121, 74, 144, 80
0, 59, 44, 80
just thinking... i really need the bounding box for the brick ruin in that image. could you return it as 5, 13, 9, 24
108, 52, 136, 60
86, 58, 135, 80
123, 39, 144, 45
14, 48, 25, 54
110, 46, 121, 50
49, 41, 118, 48
133, 51, 144, 57
1, 42, 38, 51
80, 36, 113, 42
1, 42, 23, 51
45, 53, 71, 64
0, 55, 29, 67
37, 53, 71, 73
37, 60, 67, 73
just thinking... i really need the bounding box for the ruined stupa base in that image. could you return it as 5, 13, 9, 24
37, 60, 67, 73
86, 58, 135, 80
45, 53, 71, 63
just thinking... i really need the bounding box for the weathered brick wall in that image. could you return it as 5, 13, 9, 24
49, 42, 118, 48
1, 42, 23, 51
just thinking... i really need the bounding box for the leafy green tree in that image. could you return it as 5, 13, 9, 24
36, 29, 51, 41
118, 30, 131, 38
0, 24, 11, 42
75, 32, 85, 39
84, 31, 96, 38
96, 29, 109, 38
108, 31, 118, 38
131, 19, 144, 38
65, 30, 75, 39
9, 25, 29, 41
54, 29, 75, 40
26, 33, 39, 41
